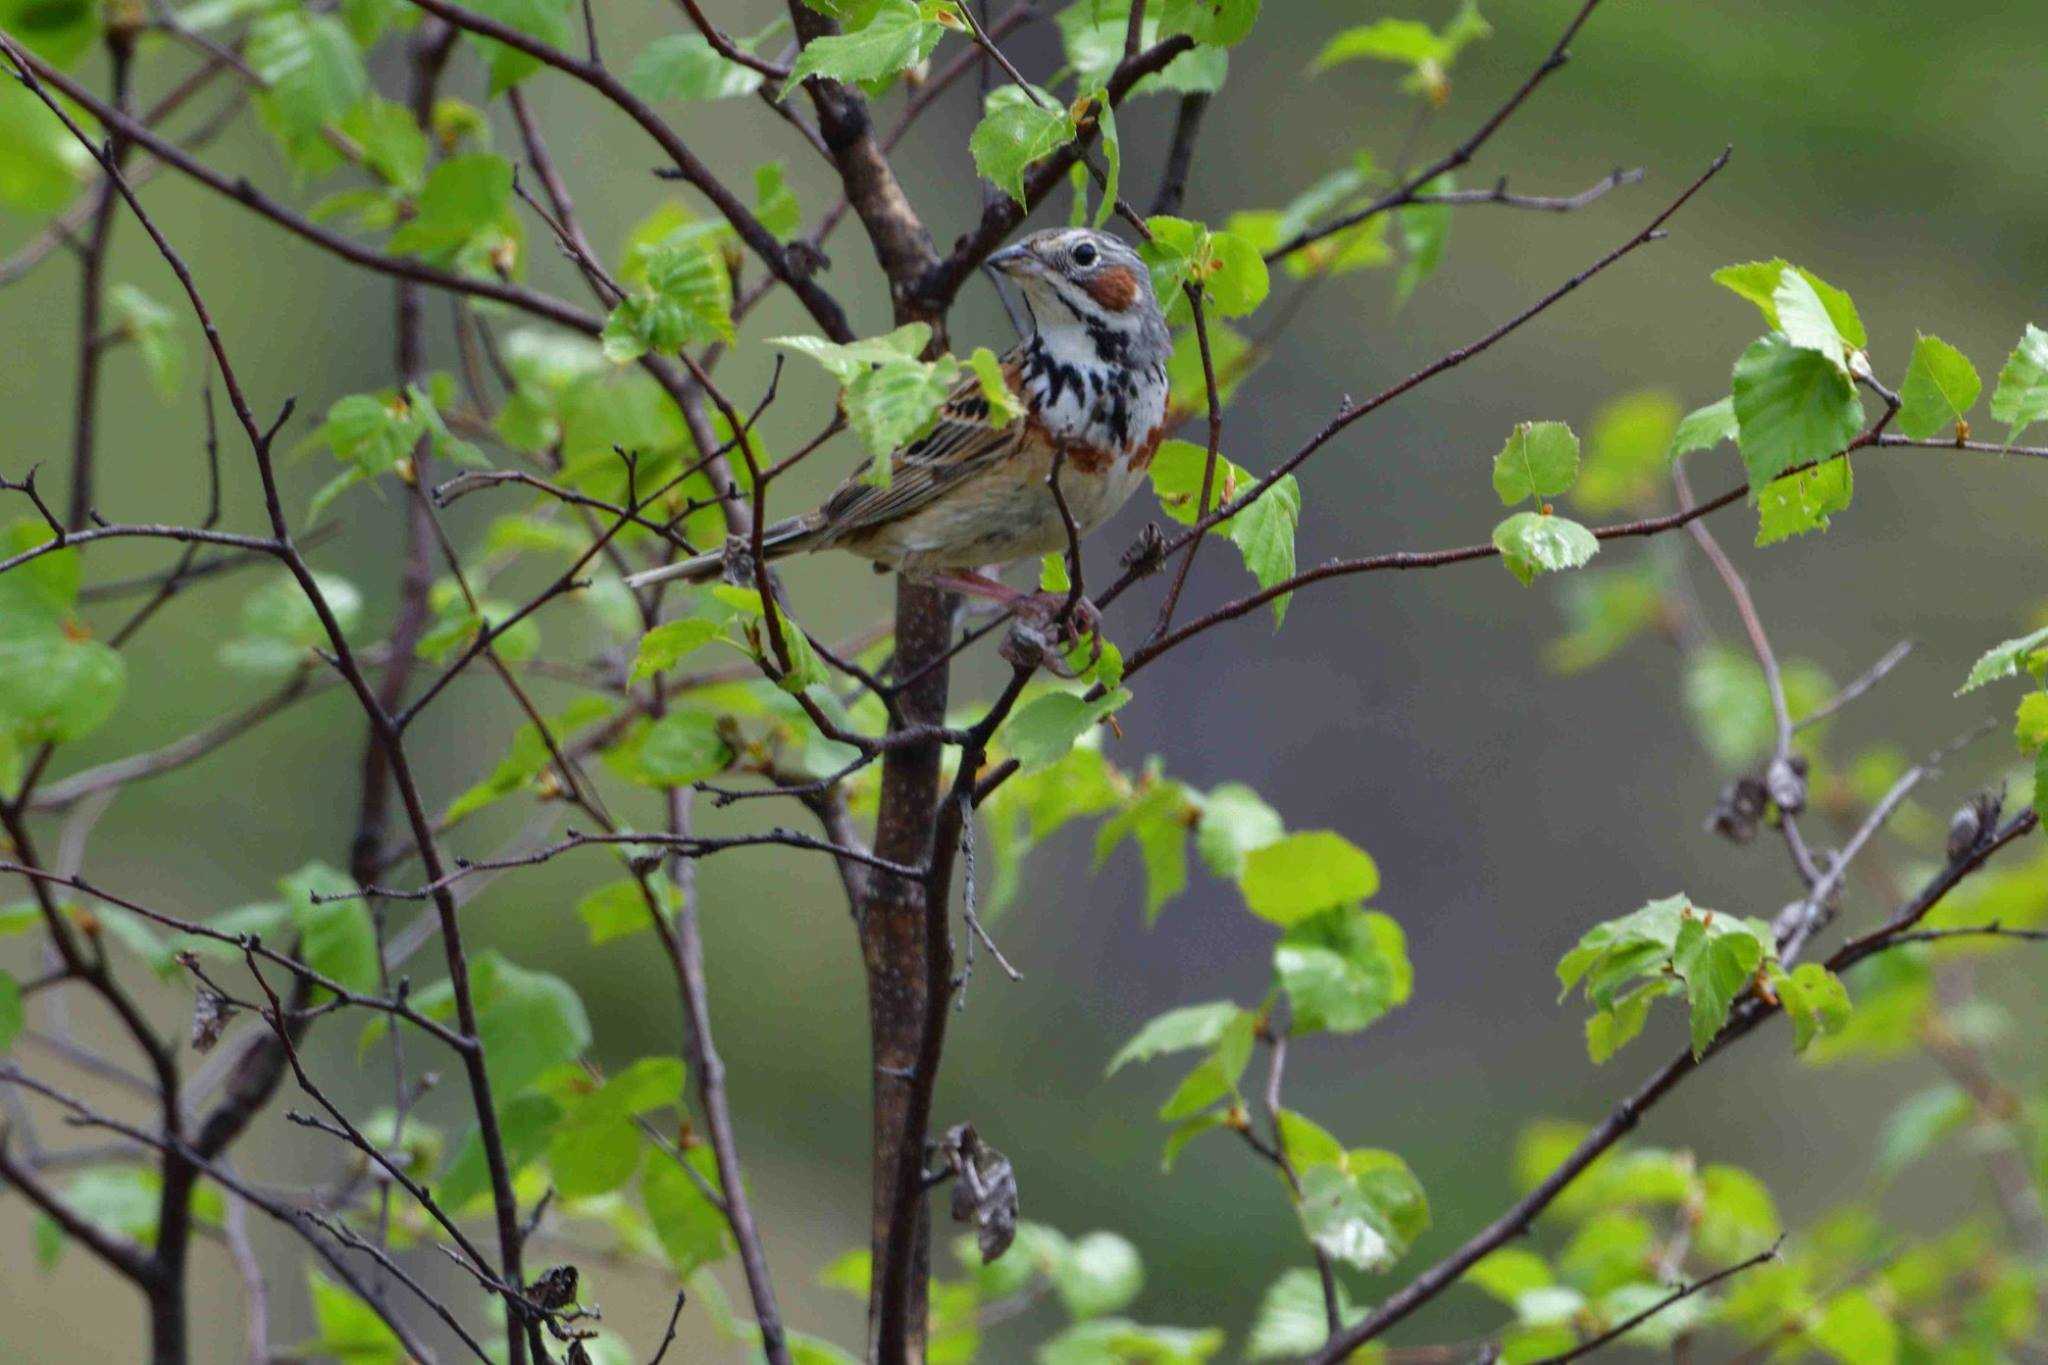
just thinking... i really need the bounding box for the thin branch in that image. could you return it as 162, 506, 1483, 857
1529, 1238, 1784, 1364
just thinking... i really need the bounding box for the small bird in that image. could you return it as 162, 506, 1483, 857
625, 227, 1173, 631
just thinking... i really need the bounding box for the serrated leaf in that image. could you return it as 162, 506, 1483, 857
970, 84, 1074, 205
1106, 1002, 1243, 1075
1754, 456, 1852, 546
1493, 421, 1580, 505
1492, 511, 1597, 586
602, 237, 736, 359
1004, 688, 1132, 769
1228, 473, 1299, 625
1989, 323, 2048, 444
1669, 395, 1738, 458
1774, 963, 1851, 1052
1957, 626, 2048, 694
1895, 334, 1980, 440
1730, 333, 1864, 487
388, 154, 516, 263
1771, 268, 1853, 373
1713, 260, 1866, 349
1274, 906, 1410, 1033
247, 11, 367, 150
782, 0, 944, 95
630, 617, 725, 683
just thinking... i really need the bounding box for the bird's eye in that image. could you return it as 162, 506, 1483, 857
1071, 242, 1099, 268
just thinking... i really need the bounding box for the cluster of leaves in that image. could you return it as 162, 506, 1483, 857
773, 322, 1018, 475
1959, 621, 2048, 822
1557, 893, 1848, 1061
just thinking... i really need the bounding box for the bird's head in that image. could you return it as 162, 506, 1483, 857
987, 228, 1169, 364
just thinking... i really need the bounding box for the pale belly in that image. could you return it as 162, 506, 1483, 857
845, 448, 1154, 573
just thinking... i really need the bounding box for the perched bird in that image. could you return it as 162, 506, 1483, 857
624, 227, 1173, 630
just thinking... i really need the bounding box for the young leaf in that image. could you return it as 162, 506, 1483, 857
0, 81, 90, 215
1895, 334, 1980, 439
1106, 1002, 1244, 1075
1754, 457, 1852, 546
1228, 473, 1299, 625
1247, 1268, 1360, 1360
466, 0, 574, 92
602, 237, 736, 360
1989, 323, 2048, 444
388, 154, 517, 264
969, 85, 1074, 205
630, 618, 725, 683
106, 285, 184, 400
1273, 906, 1411, 1033
1956, 626, 2048, 694
781, 0, 945, 94
1493, 421, 1581, 505
1669, 396, 1738, 458
1004, 689, 1133, 769
1730, 333, 1864, 487
627, 33, 767, 103
247, 11, 367, 151
1195, 782, 1284, 879
1238, 831, 1379, 926
1574, 392, 1679, 513
1492, 511, 1598, 586
1773, 963, 1851, 1051
1048, 1231, 1144, 1321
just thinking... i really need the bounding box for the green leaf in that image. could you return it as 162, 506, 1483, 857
466, 951, 592, 1098
970, 84, 1075, 205
1671, 914, 1767, 1056
1157, 1011, 1253, 1120
1895, 334, 1981, 440
1695, 1165, 1779, 1264
1493, 421, 1581, 505
388, 154, 516, 263
1039, 1320, 1224, 1365
755, 161, 802, 238
1106, 1002, 1242, 1075
1492, 511, 1598, 586
1392, 179, 1452, 308
965, 346, 1025, 427
247, 11, 367, 151
1054, 0, 1231, 97
1771, 268, 1854, 373
601, 237, 736, 360
220, 571, 361, 673
1754, 456, 1852, 546
342, 97, 429, 193
1811, 1289, 1898, 1365
617, 708, 734, 787
0, 633, 125, 745
629, 617, 725, 684
1874, 1085, 1969, 1179
0, 0, 101, 67
1773, 963, 1851, 1051
1049, 1230, 1144, 1320
466, 0, 572, 93
1194, 782, 1282, 879
1957, 626, 2048, 694
0, 81, 90, 215
106, 285, 185, 400
1247, 1267, 1360, 1359
1466, 1247, 1553, 1303
1140, 217, 1268, 323
1730, 334, 1864, 488
1584, 979, 1675, 1064
575, 875, 677, 946
441, 1092, 560, 1209
1004, 689, 1132, 769
1239, 830, 1379, 926
627, 33, 767, 103
1160, 1112, 1226, 1171
1573, 393, 1679, 514
782, 0, 944, 94
1093, 777, 1193, 921
1228, 474, 1300, 625
0, 970, 21, 1053
1713, 260, 1866, 349
1313, 1, 1489, 99
1296, 1162, 1399, 1272
548, 1056, 686, 1197
306, 1270, 404, 1363
1669, 396, 1738, 458
1274, 906, 1411, 1033
644, 1148, 729, 1274
1156, 0, 1260, 47
1989, 323, 2048, 444
284, 861, 377, 999
2016, 691, 2048, 755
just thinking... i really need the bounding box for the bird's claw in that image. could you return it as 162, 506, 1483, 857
1000, 592, 1103, 676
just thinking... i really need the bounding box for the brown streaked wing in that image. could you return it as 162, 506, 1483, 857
814, 350, 1029, 538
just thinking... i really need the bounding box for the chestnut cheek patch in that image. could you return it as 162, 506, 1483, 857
1083, 266, 1139, 313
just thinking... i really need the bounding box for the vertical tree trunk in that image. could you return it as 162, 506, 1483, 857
862, 580, 954, 1361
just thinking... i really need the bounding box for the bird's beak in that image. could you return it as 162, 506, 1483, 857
987, 243, 1036, 277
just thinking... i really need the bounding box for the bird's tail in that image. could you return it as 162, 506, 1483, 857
623, 514, 824, 590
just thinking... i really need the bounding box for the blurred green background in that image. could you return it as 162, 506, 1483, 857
3, 0, 2046, 1358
